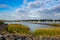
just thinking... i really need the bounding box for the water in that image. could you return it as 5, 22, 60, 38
4, 22, 54, 31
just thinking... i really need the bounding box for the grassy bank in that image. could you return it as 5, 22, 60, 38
33, 27, 60, 37
7, 24, 31, 36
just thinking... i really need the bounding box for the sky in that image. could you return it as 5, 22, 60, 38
0, 0, 60, 20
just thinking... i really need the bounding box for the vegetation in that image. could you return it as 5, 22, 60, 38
7, 24, 31, 36
0, 20, 60, 37
0, 21, 4, 24
48, 24, 60, 27
34, 27, 60, 37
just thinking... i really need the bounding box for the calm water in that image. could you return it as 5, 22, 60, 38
4, 22, 54, 31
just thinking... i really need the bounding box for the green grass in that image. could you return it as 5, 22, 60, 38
7, 24, 31, 35
33, 27, 60, 37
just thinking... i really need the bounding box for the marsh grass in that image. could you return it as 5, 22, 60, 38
7, 24, 31, 36
48, 24, 60, 27
34, 27, 60, 37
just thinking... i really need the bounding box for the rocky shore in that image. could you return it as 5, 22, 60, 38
0, 34, 33, 40
0, 34, 60, 40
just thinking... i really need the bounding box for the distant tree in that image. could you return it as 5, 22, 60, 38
0, 21, 4, 24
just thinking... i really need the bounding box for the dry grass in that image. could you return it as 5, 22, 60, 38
7, 24, 31, 36
34, 27, 60, 37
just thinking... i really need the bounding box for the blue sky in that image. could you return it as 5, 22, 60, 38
0, 0, 60, 20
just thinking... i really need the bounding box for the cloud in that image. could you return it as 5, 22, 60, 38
39, 4, 60, 14
23, 0, 27, 5
51, 5, 60, 13
0, 4, 10, 8
16, 8, 28, 14
54, 13, 60, 16
27, 1, 45, 9
15, 0, 60, 20
0, 13, 22, 20
1, 0, 60, 20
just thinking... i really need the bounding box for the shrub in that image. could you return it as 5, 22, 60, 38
7, 24, 31, 35
0, 21, 4, 24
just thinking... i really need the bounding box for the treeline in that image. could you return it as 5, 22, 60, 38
1, 19, 60, 22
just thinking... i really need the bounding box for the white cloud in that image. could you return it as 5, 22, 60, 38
0, 4, 10, 8
0, 12, 22, 20
54, 13, 60, 16
27, 1, 44, 9
1, 0, 60, 20
23, 0, 27, 5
